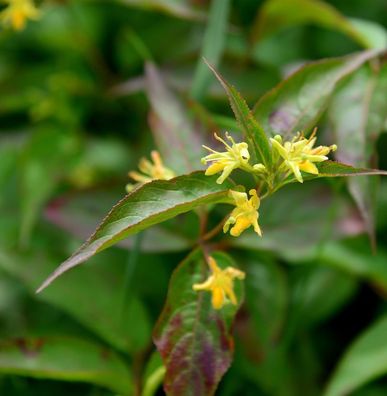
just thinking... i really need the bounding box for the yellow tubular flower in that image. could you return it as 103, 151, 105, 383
1, 0, 39, 31
223, 189, 262, 237
202, 132, 256, 184
193, 257, 245, 310
126, 150, 175, 192
270, 130, 337, 183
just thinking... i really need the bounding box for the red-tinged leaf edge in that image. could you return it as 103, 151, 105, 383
153, 249, 243, 396
317, 161, 387, 177
203, 58, 272, 169
36, 172, 232, 294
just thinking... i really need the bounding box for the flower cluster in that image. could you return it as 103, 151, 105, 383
270, 130, 337, 183
201, 130, 337, 239
1, 0, 39, 31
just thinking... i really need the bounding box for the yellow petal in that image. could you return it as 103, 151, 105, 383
212, 287, 225, 309
205, 161, 226, 176
299, 160, 318, 174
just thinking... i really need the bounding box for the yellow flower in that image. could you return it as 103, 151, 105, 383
223, 189, 262, 237
126, 150, 175, 192
193, 256, 245, 310
1, 0, 40, 31
202, 132, 255, 184
270, 131, 337, 183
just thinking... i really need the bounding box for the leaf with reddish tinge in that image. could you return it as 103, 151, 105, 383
45, 189, 193, 253
330, 63, 387, 245
204, 59, 272, 169
253, 50, 381, 140
0, 337, 132, 394
153, 250, 243, 396
37, 172, 232, 293
315, 161, 387, 178
145, 63, 204, 174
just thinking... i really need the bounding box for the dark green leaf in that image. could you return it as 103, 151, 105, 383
0, 246, 151, 353
231, 183, 363, 261
153, 250, 243, 396
253, 50, 381, 139
145, 62, 204, 174
45, 189, 193, 253
244, 258, 287, 347
330, 63, 387, 244
324, 315, 387, 396
316, 161, 387, 178
0, 336, 132, 394
190, 0, 231, 100
251, 0, 379, 48
37, 172, 232, 293
204, 60, 272, 168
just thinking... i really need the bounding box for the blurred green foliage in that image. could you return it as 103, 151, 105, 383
0, 0, 387, 395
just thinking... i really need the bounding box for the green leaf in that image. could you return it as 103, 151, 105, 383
153, 250, 243, 396
231, 183, 363, 262
316, 161, 387, 178
46, 189, 193, 253
0, 246, 151, 353
190, 0, 231, 100
324, 315, 387, 396
287, 266, 357, 334
0, 336, 132, 394
145, 62, 205, 173
204, 60, 272, 168
318, 238, 387, 290
19, 128, 79, 246
329, 63, 387, 245
251, 0, 382, 48
37, 172, 232, 293
244, 258, 287, 348
349, 18, 387, 50
253, 50, 381, 139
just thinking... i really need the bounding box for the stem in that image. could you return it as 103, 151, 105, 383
141, 366, 166, 396
201, 214, 229, 242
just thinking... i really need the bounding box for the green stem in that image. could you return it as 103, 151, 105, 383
141, 366, 166, 396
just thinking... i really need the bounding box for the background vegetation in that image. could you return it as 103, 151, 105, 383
0, 0, 387, 395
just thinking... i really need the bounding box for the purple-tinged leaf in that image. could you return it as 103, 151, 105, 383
253, 50, 381, 140
329, 63, 387, 245
37, 172, 232, 293
145, 63, 204, 174
153, 250, 243, 396
316, 161, 387, 178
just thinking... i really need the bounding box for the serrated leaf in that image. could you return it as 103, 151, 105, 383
45, 189, 193, 253
153, 250, 243, 396
253, 50, 381, 139
324, 315, 387, 396
37, 172, 232, 293
0, 336, 132, 394
204, 60, 272, 168
316, 161, 387, 178
145, 62, 204, 173
251, 0, 380, 48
